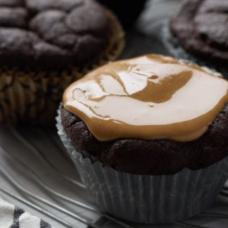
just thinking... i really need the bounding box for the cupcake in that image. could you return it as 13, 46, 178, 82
57, 54, 228, 223
162, 0, 228, 76
0, 0, 124, 123
98, 0, 147, 28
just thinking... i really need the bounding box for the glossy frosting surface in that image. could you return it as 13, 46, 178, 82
63, 54, 228, 141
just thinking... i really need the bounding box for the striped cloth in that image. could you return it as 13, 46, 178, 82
0, 198, 51, 228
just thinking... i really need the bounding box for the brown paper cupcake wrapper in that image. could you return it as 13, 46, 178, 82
0, 11, 124, 124
56, 110, 228, 224
161, 20, 227, 77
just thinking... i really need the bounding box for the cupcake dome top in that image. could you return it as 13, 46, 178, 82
0, 0, 116, 70
63, 54, 228, 142
171, 0, 228, 65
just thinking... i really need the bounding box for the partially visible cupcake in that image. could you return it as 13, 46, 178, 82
98, 0, 147, 28
163, 0, 228, 76
57, 54, 228, 223
0, 0, 124, 123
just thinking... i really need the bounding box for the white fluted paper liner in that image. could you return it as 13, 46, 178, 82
56, 111, 228, 223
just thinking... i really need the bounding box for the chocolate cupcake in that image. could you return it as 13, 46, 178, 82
0, 0, 124, 123
57, 54, 228, 223
163, 0, 228, 76
98, 0, 147, 28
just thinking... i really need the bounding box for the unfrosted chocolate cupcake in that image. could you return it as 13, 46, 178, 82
58, 54, 228, 223
0, 0, 124, 123
164, 0, 228, 76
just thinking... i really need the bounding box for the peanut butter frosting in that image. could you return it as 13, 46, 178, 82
63, 54, 228, 142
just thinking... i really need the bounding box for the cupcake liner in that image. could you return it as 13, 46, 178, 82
0, 71, 75, 123
161, 20, 227, 77
0, 11, 124, 124
56, 110, 228, 223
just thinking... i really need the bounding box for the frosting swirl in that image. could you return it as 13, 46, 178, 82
63, 54, 228, 141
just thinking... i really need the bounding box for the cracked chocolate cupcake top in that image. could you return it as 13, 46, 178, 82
61, 54, 228, 175
0, 0, 116, 70
171, 0, 228, 65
